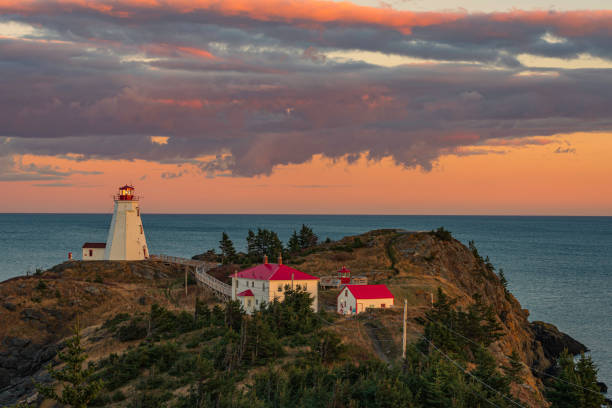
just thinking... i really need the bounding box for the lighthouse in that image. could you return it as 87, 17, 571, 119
104, 185, 149, 260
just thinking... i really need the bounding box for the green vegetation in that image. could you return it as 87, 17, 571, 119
547, 350, 604, 408
219, 232, 237, 264
35, 279, 47, 291
288, 224, 318, 254
430, 226, 453, 241
36, 321, 104, 408
247, 228, 284, 261
76, 285, 570, 408
424, 288, 503, 359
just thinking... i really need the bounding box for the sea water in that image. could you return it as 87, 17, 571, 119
0, 214, 610, 388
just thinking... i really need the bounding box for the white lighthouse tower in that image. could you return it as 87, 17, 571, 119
104, 185, 149, 260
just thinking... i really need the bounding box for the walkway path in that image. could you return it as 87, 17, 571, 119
151, 255, 232, 301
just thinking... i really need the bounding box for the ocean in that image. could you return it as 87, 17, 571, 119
0, 214, 610, 388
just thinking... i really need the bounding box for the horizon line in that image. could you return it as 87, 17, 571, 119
0, 212, 611, 217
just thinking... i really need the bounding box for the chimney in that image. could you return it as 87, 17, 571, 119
263, 255, 268, 264
278, 254, 283, 265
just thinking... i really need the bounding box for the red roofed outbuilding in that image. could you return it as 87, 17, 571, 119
82, 242, 106, 260
231, 255, 320, 314
337, 284, 394, 315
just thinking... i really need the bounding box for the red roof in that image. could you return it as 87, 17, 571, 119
236, 289, 254, 297
342, 284, 394, 300
119, 185, 134, 190
82, 242, 106, 248
232, 263, 319, 281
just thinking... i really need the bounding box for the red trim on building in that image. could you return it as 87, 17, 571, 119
339, 284, 394, 300
236, 289, 255, 297
232, 263, 319, 281
82, 242, 106, 249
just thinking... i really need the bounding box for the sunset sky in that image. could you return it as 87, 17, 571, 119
1, 0, 612, 215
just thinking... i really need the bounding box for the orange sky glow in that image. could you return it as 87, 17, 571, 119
2, 132, 610, 215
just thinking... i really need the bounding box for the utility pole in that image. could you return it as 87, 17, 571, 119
185, 265, 188, 297
402, 299, 407, 359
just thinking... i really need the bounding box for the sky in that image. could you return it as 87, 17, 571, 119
1, 0, 612, 215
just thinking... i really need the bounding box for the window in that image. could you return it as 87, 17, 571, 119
255, 299, 259, 305
277, 285, 282, 292
251, 281, 254, 287
139, 225, 143, 234
381, 304, 386, 308
296, 284, 301, 290
136, 207, 140, 216
247, 299, 252, 306
262, 282, 265, 290
344, 291, 348, 297
89, 249, 93, 257
304, 283, 307, 290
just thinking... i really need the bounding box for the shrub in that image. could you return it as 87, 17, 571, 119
117, 318, 147, 342
431, 227, 453, 241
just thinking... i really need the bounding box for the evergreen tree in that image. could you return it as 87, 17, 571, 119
225, 300, 244, 332
36, 321, 104, 408
298, 224, 318, 249
498, 268, 509, 290
547, 349, 583, 408
219, 232, 237, 264
575, 353, 605, 408
288, 230, 300, 253
503, 350, 525, 384
246, 228, 284, 261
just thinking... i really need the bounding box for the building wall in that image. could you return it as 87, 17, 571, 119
337, 287, 356, 314
82, 247, 104, 261
232, 277, 270, 313
337, 287, 393, 314
232, 277, 318, 314
105, 201, 149, 260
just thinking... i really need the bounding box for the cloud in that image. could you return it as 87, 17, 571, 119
554, 146, 576, 154
0, 154, 102, 181
1, 0, 612, 177
31, 182, 74, 187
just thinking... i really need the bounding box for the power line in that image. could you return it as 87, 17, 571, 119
314, 313, 524, 407
421, 335, 527, 408
421, 313, 604, 396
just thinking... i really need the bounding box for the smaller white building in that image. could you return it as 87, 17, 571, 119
82, 242, 106, 261
337, 284, 394, 315
232, 256, 320, 314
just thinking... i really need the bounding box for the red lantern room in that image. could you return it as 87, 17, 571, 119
115, 185, 138, 201
338, 266, 351, 285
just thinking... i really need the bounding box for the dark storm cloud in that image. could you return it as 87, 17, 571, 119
1, 1, 612, 177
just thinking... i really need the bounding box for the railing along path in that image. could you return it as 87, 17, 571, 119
151, 254, 232, 301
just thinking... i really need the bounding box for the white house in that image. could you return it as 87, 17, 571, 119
337, 284, 394, 315
104, 185, 149, 260
82, 242, 106, 260
232, 256, 319, 314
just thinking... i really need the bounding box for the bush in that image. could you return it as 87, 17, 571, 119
431, 227, 453, 241
117, 318, 147, 342
103, 313, 131, 331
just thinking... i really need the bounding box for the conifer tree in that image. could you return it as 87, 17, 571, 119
298, 224, 318, 249
36, 321, 104, 408
288, 230, 300, 253
219, 232, 237, 264
547, 349, 584, 408
575, 352, 604, 407
503, 350, 525, 384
